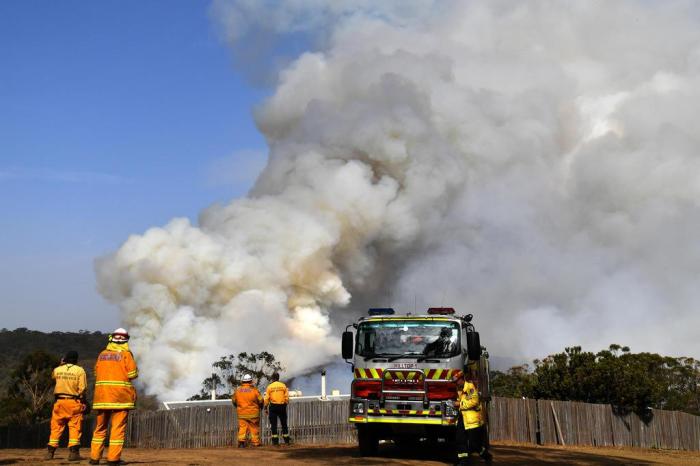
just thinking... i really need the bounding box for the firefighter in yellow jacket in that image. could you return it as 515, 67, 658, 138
233, 373, 263, 447
89, 328, 138, 466
454, 366, 492, 465
264, 372, 291, 445
45, 350, 87, 461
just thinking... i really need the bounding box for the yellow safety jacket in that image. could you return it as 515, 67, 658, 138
459, 381, 484, 430
264, 381, 289, 406
53, 364, 87, 398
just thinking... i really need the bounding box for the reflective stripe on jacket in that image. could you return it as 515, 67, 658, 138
233, 383, 263, 419
264, 381, 289, 406
93, 347, 138, 410
459, 381, 484, 429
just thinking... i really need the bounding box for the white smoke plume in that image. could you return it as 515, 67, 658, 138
97, 0, 700, 400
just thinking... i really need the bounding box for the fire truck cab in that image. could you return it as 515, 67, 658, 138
342, 307, 490, 456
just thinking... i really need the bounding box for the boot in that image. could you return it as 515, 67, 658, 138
283, 435, 291, 445
271, 436, 279, 446
480, 450, 493, 464
456, 456, 476, 466
68, 446, 82, 461
43, 446, 56, 460
454, 452, 473, 466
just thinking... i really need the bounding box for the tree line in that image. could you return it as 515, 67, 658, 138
2, 328, 698, 426
491, 344, 700, 418
0, 328, 159, 426
0, 328, 106, 390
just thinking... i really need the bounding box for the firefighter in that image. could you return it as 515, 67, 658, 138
89, 328, 138, 466
233, 373, 263, 447
45, 350, 87, 461
264, 372, 291, 445
423, 327, 457, 357
454, 365, 492, 465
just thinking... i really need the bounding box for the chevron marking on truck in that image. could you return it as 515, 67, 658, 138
354, 368, 383, 379
353, 368, 463, 380
367, 409, 442, 416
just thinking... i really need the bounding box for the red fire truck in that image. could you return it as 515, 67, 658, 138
342, 307, 490, 455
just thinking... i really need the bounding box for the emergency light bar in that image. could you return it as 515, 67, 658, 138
368, 308, 395, 316
427, 307, 455, 315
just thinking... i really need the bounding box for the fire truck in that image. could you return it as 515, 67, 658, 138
341, 307, 490, 456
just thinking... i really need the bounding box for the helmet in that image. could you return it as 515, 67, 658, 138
111, 328, 130, 343
242, 374, 253, 383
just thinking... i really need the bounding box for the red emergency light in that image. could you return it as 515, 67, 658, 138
427, 380, 458, 400
352, 380, 381, 399
427, 307, 455, 315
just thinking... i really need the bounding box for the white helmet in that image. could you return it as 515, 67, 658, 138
242, 374, 253, 383
111, 328, 130, 342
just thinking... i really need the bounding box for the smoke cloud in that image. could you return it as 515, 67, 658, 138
97, 0, 700, 400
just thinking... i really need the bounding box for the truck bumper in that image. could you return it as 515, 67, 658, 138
349, 415, 456, 425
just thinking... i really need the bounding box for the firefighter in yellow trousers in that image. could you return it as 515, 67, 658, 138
45, 350, 87, 461
89, 328, 138, 466
233, 373, 263, 447
454, 367, 492, 465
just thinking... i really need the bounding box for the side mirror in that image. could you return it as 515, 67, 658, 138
342, 331, 354, 360
467, 331, 481, 361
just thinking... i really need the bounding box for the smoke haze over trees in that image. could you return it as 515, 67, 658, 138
95, 0, 700, 400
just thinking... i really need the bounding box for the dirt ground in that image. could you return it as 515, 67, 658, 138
2, 441, 700, 465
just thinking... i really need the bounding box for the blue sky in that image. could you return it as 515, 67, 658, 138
1, 1, 268, 331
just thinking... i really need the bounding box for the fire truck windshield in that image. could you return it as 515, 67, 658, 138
356, 320, 461, 359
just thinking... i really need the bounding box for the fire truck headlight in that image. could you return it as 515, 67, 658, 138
352, 402, 365, 414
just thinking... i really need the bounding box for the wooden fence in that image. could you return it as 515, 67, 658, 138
0, 398, 355, 449
125, 398, 355, 448
2, 397, 699, 451
488, 397, 700, 451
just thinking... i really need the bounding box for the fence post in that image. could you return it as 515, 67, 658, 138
551, 402, 565, 446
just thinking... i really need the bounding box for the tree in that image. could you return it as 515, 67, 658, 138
490, 364, 535, 398
189, 351, 284, 400
488, 344, 700, 418
591, 346, 668, 417
0, 350, 59, 425
0, 328, 106, 393
664, 357, 700, 414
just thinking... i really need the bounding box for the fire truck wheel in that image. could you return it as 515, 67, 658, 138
394, 435, 419, 449
357, 425, 378, 456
